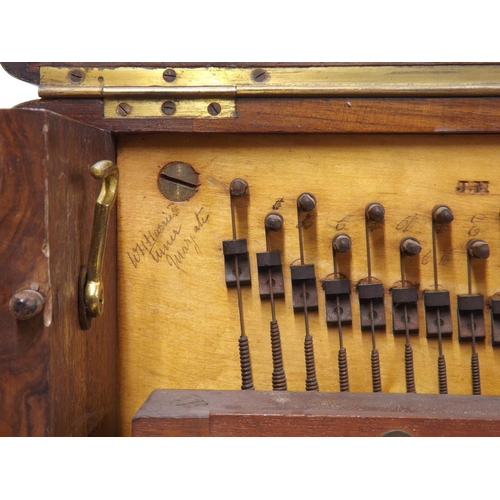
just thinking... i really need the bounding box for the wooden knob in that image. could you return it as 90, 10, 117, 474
9, 290, 44, 321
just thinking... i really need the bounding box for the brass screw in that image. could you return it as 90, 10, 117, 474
207, 102, 221, 116
158, 162, 200, 202
162, 101, 176, 116
251, 68, 270, 83
116, 103, 132, 117
68, 69, 85, 84
163, 69, 177, 83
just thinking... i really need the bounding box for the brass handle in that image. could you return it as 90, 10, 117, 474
83, 160, 119, 319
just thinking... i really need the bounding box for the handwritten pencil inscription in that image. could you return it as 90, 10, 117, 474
127, 207, 209, 270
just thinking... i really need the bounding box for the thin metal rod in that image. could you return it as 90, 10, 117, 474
432, 213, 448, 393
269, 267, 276, 322
466, 252, 472, 299
432, 218, 439, 291
234, 257, 245, 337
466, 251, 481, 395
400, 249, 416, 393
333, 247, 343, 349
265, 225, 276, 321
336, 294, 344, 350
432, 220, 444, 357
230, 194, 245, 336
298, 204, 305, 265
365, 218, 372, 283
466, 252, 477, 355
302, 282, 310, 336
333, 248, 339, 279
365, 211, 381, 392
230, 196, 237, 240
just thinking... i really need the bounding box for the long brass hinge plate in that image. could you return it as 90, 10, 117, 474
39, 65, 500, 119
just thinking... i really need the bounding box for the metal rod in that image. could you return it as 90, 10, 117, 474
467, 250, 481, 395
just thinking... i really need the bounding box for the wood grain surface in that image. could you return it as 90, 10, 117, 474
117, 133, 500, 436
0, 109, 117, 436
16, 97, 500, 134
132, 389, 500, 436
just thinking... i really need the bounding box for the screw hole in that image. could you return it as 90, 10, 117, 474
467, 322, 478, 332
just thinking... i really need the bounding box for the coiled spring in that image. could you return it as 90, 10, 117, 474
270, 320, 287, 391
371, 349, 382, 393
472, 352, 481, 395
338, 347, 349, 392
405, 343, 416, 393
304, 334, 319, 391
239, 334, 254, 390
438, 354, 448, 394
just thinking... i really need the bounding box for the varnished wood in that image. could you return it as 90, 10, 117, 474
0, 109, 117, 436
0, 111, 51, 435
16, 97, 500, 133
132, 389, 500, 436
4, 64, 500, 438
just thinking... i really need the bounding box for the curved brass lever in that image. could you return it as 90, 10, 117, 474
79, 160, 118, 329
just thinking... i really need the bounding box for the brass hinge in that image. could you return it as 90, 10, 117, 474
39, 65, 500, 119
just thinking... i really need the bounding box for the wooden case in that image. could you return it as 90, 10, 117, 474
2, 63, 500, 436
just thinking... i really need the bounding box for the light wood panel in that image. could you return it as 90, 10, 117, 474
117, 133, 500, 436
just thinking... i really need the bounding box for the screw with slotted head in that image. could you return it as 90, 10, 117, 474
251, 68, 270, 83
68, 69, 85, 84
207, 102, 221, 116
163, 69, 177, 83
162, 101, 176, 115
116, 103, 132, 117
158, 161, 200, 202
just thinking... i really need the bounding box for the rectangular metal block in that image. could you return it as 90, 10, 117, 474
392, 302, 419, 334
457, 294, 484, 311
490, 298, 500, 315
291, 264, 316, 281
222, 238, 248, 256
359, 297, 386, 330
257, 252, 284, 300
424, 290, 451, 308
457, 308, 486, 341
224, 252, 251, 287
490, 298, 500, 346
256, 250, 281, 268
325, 293, 352, 326
324, 278, 351, 296
425, 304, 453, 339
392, 286, 418, 304
357, 282, 384, 300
